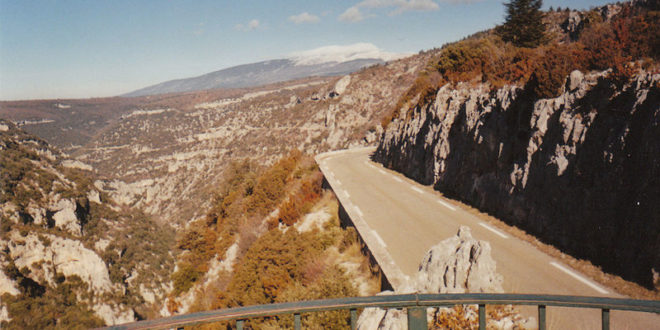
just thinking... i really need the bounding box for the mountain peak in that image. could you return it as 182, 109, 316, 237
123, 43, 408, 97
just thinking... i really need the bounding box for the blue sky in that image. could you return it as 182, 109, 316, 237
0, 0, 613, 100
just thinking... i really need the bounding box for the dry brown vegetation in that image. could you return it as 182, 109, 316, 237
431, 304, 525, 330
168, 152, 379, 328
382, 3, 660, 127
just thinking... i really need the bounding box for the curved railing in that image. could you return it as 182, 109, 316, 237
104, 293, 660, 330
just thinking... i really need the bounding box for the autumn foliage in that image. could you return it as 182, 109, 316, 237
168, 151, 372, 328
276, 171, 323, 227
382, 2, 660, 127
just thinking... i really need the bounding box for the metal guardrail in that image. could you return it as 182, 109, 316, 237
104, 293, 660, 330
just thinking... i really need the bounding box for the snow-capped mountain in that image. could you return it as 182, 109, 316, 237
123, 43, 406, 97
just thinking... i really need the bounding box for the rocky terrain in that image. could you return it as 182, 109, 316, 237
0, 51, 433, 327
1, 1, 658, 327
375, 68, 659, 287
2, 52, 434, 227
0, 119, 175, 327
357, 227, 531, 329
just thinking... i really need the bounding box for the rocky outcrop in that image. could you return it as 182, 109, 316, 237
375, 70, 660, 287
5, 232, 112, 292
416, 226, 502, 294
1, 232, 136, 325
357, 227, 510, 329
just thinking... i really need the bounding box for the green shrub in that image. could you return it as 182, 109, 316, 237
497, 0, 547, 48
172, 262, 204, 295
1, 275, 104, 329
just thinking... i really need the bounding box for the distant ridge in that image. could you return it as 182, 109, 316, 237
122, 58, 383, 97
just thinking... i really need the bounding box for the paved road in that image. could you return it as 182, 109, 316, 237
317, 147, 659, 329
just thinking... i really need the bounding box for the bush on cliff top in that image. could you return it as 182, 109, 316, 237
382, 2, 659, 127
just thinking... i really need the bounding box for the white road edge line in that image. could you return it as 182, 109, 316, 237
478, 222, 509, 239
437, 199, 457, 211
378, 169, 387, 175
372, 230, 387, 247
343, 190, 350, 199
354, 206, 364, 218
550, 261, 609, 294
411, 186, 424, 194
393, 177, 403, 183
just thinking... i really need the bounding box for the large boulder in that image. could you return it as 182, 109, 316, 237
357, 226, 503, 329
416, 226, 503, 294
52, 199, 81, 235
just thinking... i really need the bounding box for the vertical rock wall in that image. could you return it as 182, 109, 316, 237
375, 70, 660, 287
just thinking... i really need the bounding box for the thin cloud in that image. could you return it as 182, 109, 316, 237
288, 12, 320, 24
390, 0, 439, 15
339, 7, 364, 22
289, 42, 409, 65
339, 0, 440, 22
235, 19, 260, 31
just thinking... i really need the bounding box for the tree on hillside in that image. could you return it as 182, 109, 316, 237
497, 0, 547, 48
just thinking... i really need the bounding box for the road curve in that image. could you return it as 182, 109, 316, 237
317, 147, 659, 329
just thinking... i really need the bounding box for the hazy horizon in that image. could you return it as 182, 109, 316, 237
1, 0, 613, 101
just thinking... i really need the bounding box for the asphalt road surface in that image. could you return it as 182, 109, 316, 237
317, 147, 659, 329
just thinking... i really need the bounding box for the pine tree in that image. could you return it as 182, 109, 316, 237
497, 0, 547, 48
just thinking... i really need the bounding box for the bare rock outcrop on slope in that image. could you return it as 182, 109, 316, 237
357, 226, 508, 329
375, 70, 660, 287
0, 120, 175, 326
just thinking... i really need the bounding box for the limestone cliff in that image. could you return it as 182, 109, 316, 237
375, 70, 659, 287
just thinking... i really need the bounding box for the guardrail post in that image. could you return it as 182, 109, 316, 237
407, 307, 428, 330
294, 313, 301, 330
538, 305, 546, 330
602, 308, 610, 330
350, 308, 358, 330
236, 319, 244, 330
478, 304, 486, 330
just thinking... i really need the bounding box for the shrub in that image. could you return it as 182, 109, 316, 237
172, 262, 204, 296
1, 276, 104, 329
530, 44, 590, 98
382, 69, 443, 128
272, 266, 358, 329
277, 172, 323, 227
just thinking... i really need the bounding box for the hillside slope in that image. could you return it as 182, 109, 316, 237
0, 120, 175, 327
59, 54, 431, 226
375, 1, 659, 288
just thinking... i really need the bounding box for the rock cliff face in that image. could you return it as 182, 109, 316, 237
375, 70, 660, 287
